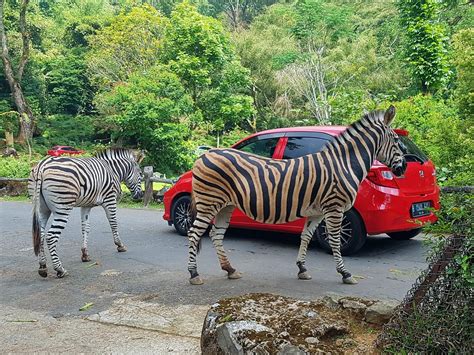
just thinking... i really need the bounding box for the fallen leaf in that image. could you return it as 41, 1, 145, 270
79, 303, 94, 311
85, 262, 99, 269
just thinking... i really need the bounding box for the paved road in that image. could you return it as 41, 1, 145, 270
1, 201, 428, 318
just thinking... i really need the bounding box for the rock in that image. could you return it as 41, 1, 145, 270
364, 300, 398, 325
322, 294, 341, 309
277, 344, 308, 355
305, 337, 319, 344
306, 311, 317, 318
216, 323, 244, 355
339, 298, 367, 312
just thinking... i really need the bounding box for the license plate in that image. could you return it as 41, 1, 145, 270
411, 201, 432, 218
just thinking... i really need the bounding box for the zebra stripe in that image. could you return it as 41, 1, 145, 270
187, 106, 407, 285
29, 148, 143, 278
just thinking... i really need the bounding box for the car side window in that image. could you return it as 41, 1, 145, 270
235, 137, 280, 158
283, 137, 329, 159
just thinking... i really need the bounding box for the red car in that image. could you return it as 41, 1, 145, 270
163, 126, 440, 255
47, 146, 85, 157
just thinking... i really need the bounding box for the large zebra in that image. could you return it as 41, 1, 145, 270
188, 106, 407, 285
29, 148, 143, 278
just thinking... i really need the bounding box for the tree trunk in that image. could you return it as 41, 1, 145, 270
0, 0, 35, 142
5, 130, 14, 147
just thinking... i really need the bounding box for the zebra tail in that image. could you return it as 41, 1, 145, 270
32, 171, 42, 256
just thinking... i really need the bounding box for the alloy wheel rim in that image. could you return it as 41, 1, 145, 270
320, 218, 352, 247
175, 201, 192, 232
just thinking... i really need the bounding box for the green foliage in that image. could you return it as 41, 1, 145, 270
383, 95, 470, 172
44, 52, 93, 114
293, 0, 353, 47
86, 4, 168, 88
95, 64, 195, 175
0, 155, 36, 178
452, 28, 474, 119
162, 1, 255, 134
425, 192, 473, 237
397, 0, 450, 93
35, 114, 96, 148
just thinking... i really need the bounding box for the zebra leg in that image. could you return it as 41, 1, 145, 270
296, 215, 323, 280
324, 210, 358, 284
102, 200, 126, 252
80, 207, 92, 262
45, 209, 72, 278
38, 202, 51, 278
209, 206, 241, 280
188, 211, 214, 285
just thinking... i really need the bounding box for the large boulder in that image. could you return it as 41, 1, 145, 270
364, 300, 399, 325
201, 293, 394, 354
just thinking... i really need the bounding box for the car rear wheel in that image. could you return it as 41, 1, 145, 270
388, 228, 422, 240
315, 209, 366, 256
171, 195, 193, 236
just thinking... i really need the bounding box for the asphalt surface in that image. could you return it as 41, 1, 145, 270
1, 201, 429, 318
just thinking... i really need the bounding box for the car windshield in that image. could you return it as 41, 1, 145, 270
399, 136, 428, 162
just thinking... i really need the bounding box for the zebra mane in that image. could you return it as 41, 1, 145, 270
330, 109, 385, 148
94, 148, 144, 163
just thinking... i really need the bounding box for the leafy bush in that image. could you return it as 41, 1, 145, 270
0, 155, 39, 178
35, 114, 97, 148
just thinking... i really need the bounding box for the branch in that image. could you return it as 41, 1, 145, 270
17, 0, 30, 82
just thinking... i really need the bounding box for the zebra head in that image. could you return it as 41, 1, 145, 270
124, 150, 145, 200
375, 105, 407, 177
125, 161, 144, 200
96, 148, 144, 200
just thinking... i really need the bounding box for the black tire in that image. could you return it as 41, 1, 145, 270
171, 195, 193, 236
388, 228, 422, 240
315, 209, 366, 256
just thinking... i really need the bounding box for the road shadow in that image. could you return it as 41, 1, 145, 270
222, 228, 426, 259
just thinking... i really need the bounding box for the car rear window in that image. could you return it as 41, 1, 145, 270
399, 136, 428, 163
283, 137, 329, 159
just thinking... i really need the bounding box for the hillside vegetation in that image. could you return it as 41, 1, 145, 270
0, 0, 472, 185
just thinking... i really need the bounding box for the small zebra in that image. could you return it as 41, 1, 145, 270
29, 148, 143, 278
188, 106, 406, 285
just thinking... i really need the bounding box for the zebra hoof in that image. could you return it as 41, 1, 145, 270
342, 276, 358, 285
189, 276, 204, 285
38, 266, 48, 278
228, 271, 242, 280
117, 245, 127, 252
56, 269, 69, 278
298, 271, 312, 280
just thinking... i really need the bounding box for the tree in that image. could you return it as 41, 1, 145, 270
0, 0, 35, 143
87, 4, 168, 89
397, 0, 450, 93
208, 0, 278, 29
95, 64, 195, 175
162, 1, 255, 138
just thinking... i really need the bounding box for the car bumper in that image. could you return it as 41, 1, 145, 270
355, 182, 440, 235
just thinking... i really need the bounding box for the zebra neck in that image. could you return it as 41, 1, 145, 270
325, 119, 381, 184
102, 159, 128, 182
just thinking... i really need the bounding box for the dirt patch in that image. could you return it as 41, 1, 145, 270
203, 293, 383, 354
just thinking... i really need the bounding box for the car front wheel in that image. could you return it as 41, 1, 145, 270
171, 195, 193, 236
315, 209, 366, 256
388, 228, 422, 240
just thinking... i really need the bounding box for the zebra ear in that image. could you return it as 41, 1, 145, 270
384, 105, 396, 126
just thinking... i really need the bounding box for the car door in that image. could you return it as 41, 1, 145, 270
230, 132, 332, 233
230, 134, 284, 227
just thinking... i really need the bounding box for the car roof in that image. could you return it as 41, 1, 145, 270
235, 126, 408, 144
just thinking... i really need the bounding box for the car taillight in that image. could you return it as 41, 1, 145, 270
366, 169, 399, 188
